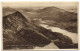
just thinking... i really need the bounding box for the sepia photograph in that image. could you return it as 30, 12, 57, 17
2, 1, 79, 50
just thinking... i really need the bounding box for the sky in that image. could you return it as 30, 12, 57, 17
2, 1, 79, 12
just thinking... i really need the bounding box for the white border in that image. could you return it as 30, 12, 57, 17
1, 0, 79, 1
0, 1, 2, 51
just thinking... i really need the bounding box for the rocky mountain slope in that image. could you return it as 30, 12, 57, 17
3, 11, 78, 49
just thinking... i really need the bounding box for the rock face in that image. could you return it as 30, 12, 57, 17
3, 11, 51, 49
3, 11, 78, 49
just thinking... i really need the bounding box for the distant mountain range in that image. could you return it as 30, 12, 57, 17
34, 6, 77, 33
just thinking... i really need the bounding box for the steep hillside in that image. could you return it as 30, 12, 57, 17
3, 11, 51, 49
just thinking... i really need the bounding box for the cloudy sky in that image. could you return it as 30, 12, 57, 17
2, 1, 78, 12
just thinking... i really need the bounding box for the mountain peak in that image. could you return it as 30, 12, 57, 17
12, 11, 23, 16
38, 6, 66, 13
15, 11, 22, 14
4, 11, 26, 19
3, 11, 29, 23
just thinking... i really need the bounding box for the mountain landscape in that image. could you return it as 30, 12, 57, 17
3, 6, 78, 49
31, 6, 77, 33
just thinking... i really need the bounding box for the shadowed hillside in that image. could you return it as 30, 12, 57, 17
3, 11, 51, 49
